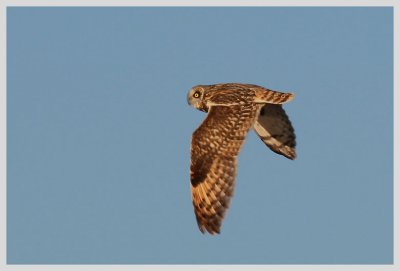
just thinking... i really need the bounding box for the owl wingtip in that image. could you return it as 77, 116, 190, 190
286, 150, 297, 160
287, 92, 295, 101
197, 223, 221, 235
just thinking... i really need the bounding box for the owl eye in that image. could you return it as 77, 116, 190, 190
193, 91, 201, 98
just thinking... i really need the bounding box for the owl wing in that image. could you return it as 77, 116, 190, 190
253, 104, 296, 160
190, 104, 258, 234
251, 86, 294, 104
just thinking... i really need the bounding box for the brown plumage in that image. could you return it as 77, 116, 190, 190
187, 83, 296, 234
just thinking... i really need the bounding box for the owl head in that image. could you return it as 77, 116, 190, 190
187, 85, 208, 112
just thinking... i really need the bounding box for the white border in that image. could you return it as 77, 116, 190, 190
0, 0, 398, 7
1, 1, 397, 271
2, 0, 396, 7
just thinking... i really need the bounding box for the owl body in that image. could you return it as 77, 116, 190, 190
187, 83, 296, 234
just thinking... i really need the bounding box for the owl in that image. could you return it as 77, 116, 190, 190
187, 83, 296, 234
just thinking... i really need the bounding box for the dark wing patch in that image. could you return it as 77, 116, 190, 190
253, 104, 296, 160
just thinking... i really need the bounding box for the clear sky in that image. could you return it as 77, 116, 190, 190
7, 7, 393, 264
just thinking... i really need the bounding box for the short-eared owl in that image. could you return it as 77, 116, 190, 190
187, 83, 296, 234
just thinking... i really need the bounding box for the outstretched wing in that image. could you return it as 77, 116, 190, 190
253, 104, 296, 160
190, 104, 258, 234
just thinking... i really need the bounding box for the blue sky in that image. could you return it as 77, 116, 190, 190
7, 7, 393, 264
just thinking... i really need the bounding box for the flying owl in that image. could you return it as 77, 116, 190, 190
187, 83, 296, 234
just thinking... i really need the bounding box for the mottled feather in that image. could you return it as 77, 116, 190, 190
190, 104, 259, 234
253, 88, 294, 104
